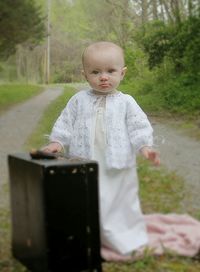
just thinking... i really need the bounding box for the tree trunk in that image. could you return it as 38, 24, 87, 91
159, 0, 166, 21
170, 0, 181, 24
188, 0, 193, 17
152, 0, 158, 20
159, 0, 174, 22
141, 0, 148, 24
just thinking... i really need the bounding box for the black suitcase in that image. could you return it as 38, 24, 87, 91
8, 153, 102, 272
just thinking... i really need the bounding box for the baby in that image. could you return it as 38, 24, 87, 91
43, 41, 160, 256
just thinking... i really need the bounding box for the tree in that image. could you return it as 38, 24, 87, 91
0, 0, 45, 59
152, 0, 158, 20
141, 0, 148, 24
170, 0, 181, 24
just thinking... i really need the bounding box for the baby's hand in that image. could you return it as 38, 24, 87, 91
41, 142, 63, 153
140, 146, 160, 166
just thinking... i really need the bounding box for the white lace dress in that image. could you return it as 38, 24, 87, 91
92, 96, 148, 255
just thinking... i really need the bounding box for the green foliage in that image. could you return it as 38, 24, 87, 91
121, 70, 200, 116
136, 21, 173, 69
136, 17, 200, 76
0, 84, 43, 114
124, 46, 149, 81
157, 74, 200, 114
0, 60, 18, 83
171, 17, 200, 74
0, 0, 45, 60
124, 16, 200, 116
48, 0, 135, 82
52, 61, 82, 83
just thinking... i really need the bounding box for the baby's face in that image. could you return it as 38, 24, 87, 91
83, 48, 126, 92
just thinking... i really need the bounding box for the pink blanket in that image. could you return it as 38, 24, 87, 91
101, 213, 200, 262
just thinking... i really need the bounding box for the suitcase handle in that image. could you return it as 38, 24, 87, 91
30, 149, 60, 159
30, 149, 91, 163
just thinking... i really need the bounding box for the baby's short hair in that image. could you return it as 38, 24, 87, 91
82, 41, 125, 67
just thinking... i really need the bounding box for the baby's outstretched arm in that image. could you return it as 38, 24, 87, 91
140, 146, 160, 166
42, 142, 63, 153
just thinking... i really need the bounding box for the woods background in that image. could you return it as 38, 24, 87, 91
0, 0, 200, 115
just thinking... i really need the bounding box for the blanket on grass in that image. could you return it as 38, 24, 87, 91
101, 213, 200, 262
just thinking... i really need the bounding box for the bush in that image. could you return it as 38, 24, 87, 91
123, 17, 200, 116
159, 75, 200, 114
135, 21, 174, 69
136, 17, 200, 76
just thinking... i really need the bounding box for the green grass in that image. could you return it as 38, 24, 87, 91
1, 85, 200, 271
0, 84, 44, 115
138, 158, 185, 214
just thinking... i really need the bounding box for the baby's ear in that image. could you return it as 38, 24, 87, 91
121, 66, 127, 78
82, 69, 88, 80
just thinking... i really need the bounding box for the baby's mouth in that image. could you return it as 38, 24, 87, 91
99, 83, 110, 87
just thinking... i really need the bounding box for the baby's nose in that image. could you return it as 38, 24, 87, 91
100, 73, 109, 80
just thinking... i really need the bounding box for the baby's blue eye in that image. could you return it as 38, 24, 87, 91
91, 70, 99, 74
108, 69, 116, 73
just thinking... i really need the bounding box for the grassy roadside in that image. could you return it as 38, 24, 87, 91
1, 85, 200, 271
0, 84, 44, 115
120, 83, 200, 141
0, 83, 44, 272
151, 115, 200, 141
0, 86, 75, 272
25, 86, 75, 149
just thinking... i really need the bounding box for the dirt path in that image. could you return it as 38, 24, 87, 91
0, 87, 63, 198
152, 119, 200, 211
0, 87, 199, 211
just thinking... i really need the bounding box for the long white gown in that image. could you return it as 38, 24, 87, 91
92, 96, 148, 255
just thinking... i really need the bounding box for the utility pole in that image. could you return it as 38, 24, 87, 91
46, 0, 51, 84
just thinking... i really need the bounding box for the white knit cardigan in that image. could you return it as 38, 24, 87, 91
50, 89, 153, 169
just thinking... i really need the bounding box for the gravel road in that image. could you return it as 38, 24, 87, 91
0, 87, 63, 203
152, 119, 200, 211
0, 87, 200, 211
